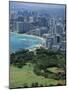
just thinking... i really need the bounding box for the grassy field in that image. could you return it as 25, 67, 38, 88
47, 67, 64, 74
10, 63, 65, 88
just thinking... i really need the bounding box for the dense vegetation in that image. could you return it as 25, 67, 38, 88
10, 48, 66, 88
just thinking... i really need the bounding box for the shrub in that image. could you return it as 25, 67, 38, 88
34, 82, 38, 87
16, 63, 23, 68
31, 83, 35, 87
40, 84, 43, 87
31, 82, 38, 87
23, 83, 28, 88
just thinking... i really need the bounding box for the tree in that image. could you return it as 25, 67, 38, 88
10, 53, 15, 64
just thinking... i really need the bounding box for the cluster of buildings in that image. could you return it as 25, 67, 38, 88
10, 10, 66, 52
10, 10, 49, 33
42, 17, 66, 52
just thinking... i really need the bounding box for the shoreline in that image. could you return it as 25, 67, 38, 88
28, 44, 43, 51
10, 32, 46, 52
10, 31, 45, 41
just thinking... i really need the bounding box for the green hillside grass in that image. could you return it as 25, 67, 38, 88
10, 63, 65, 88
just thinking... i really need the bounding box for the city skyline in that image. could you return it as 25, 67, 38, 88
10, 1, 66, 17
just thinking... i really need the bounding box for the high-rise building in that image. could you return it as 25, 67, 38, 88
49, 17, 56, 35
45, 16, 66, 51
28, 28, 40, 36
16, 21, 30, 33
56, 23, 64, 34
29, 16, 34, 23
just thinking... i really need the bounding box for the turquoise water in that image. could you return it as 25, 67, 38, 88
10, 33, 42, 53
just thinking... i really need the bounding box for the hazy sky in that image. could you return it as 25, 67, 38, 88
10, 1, 65, 11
